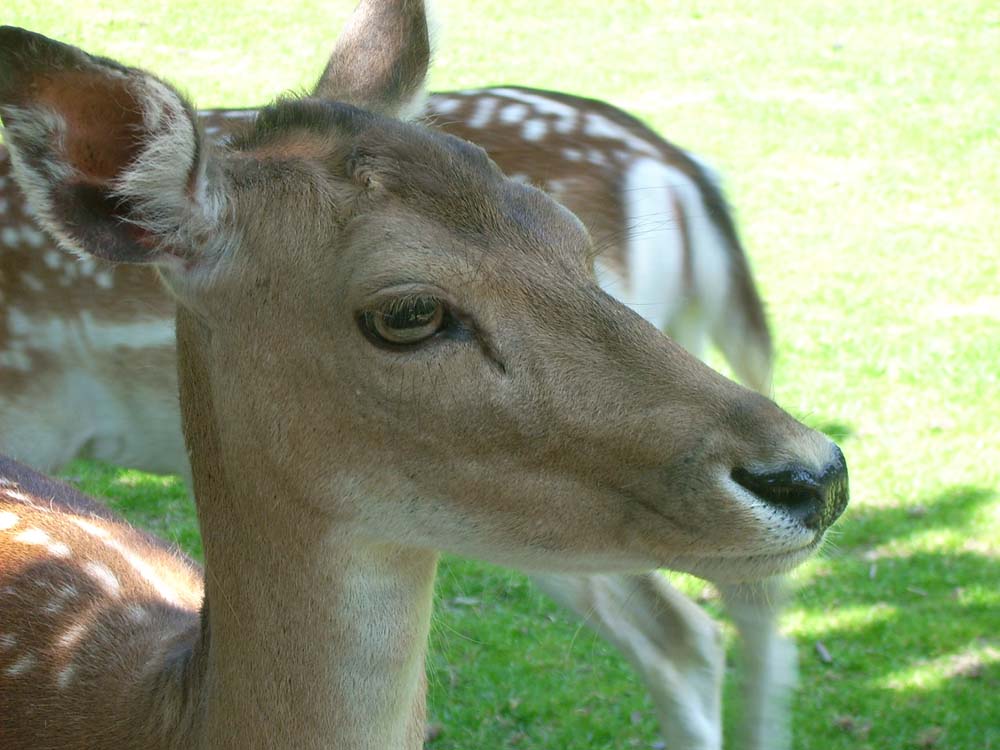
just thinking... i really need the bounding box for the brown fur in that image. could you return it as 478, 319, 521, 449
0, 458, 203, 749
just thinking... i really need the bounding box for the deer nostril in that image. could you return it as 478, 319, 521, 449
732, 448, 849, 531
731, 466, 827, 529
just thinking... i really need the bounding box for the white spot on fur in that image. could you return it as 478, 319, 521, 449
71, 518, 109, 538
20, 273, 45, 292
491, 88, 578, 133
562, 148, 583, 162
5, 308, 30, 336
583, 113, 659, 156
622, 158, 736, 365
71, 516, 186, 605
15, 528, 50, 546
21, 226, 46, 248
5, 310, 174, 360
0, 511, 19, 530
521, 118, 548, 141
4, 654, 36, 676
57, 663, 77, 689
508, 173, 531, 185
0, 197, 8, 214
2, 489, 30, 503
101, 535, 181, 606
588, 149, 609, 166
47, 542, 72, 558
125, 604, 151, 624
1, 227, 19, 246
43, 583, 78, 613
94, 270, 114, 289
84, 562, 121, 597
43, 250, 65, 269
621, 157, 687, 329
0, 633, 17, 650
58, 621, 89, 650
22, 200, 40, 220
499, 103, 529, 124
222, 109, 255, 119
466, 96, 499, 128
430, 97, 461, 114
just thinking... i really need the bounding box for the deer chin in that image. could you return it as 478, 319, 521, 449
668, 537, 826, 584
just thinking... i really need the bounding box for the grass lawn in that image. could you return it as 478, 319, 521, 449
7, 1, 999, 748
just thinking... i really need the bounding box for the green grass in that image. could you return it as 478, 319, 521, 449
9, 1, 1000, 747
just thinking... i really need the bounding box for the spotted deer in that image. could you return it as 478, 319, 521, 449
0, 7, 834, 750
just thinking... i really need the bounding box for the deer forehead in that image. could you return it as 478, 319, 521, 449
227, 100, 592, 267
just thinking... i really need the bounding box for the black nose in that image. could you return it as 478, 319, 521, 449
732, 446, 849, 530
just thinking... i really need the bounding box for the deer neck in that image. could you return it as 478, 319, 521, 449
174, 308, 438, 750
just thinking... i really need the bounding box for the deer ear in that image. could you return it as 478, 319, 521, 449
314, 0, 431, 119
0, 26, 224, 268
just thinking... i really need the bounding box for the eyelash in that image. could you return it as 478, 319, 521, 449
358, 295, 454, 349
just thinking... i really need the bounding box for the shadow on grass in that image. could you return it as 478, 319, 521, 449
837, 483, 994, 547
785, 483, 999, 750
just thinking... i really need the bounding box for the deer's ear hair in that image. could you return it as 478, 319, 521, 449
313, 0, 430, 120
0, 26, 225, 268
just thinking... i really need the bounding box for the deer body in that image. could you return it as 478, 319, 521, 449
0, 458, 206, 748
0, 5, 846, 749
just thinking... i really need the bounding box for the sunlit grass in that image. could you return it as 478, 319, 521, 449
785, 603, 900, 640
877, 642, 1000, 692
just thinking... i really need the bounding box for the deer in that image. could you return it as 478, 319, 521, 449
0, 3, 847, 748
416, 107, 793, 748
0, 97, 793, 748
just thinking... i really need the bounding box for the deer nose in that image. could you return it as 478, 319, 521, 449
732, 446, 848, 530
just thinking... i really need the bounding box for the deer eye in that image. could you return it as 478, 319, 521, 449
360, 295, 447, 347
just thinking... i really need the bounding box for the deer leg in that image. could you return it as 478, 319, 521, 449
530, 572, 723, 750
718, 576, 797, 750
